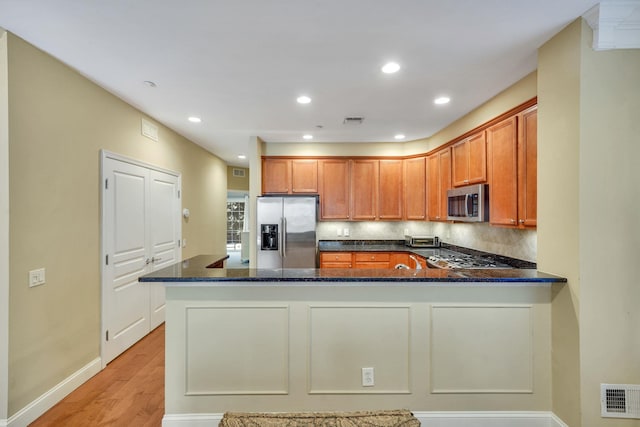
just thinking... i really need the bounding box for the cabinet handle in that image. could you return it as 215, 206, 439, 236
519, 219, 525, 224
510, 219, 516, 224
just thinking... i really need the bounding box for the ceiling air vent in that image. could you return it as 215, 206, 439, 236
601, 384, 640, 419
343, 116, 364, 125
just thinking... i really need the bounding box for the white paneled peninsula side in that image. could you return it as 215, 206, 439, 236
140, 255, 565, 425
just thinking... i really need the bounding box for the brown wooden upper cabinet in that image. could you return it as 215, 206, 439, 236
378, 159, 403, 220
318, 159, 351, 220
403, 157, 426, 220
487, 107, 537, 228
427, 148, 451, 221
350, 159, 378, 220
517, 106, 537, 227
350, 159, 403, 221
452, 131, 487, 187
262, 158, 318, 194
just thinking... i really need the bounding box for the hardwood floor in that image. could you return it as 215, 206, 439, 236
30, 324, 165, 427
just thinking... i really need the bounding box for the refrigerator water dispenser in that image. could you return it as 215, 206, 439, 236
260, 224, 278, 250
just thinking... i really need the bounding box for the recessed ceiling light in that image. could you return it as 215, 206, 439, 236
434, 96, 451, 105
188, 116, 202, 123
394, 134, 406, 140
303, 134, 313, 140
297, 95, 311, 104
381, 62, 401, 74
238, 155, 246, 159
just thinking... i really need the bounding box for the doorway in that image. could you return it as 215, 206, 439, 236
100, 151, 181, 366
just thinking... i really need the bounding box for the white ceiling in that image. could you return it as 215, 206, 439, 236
1, 0, 597, 166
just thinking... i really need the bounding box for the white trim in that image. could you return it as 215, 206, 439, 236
162, 411, 568, 427
5, 358, 101, 427
583, 1, 640, 50
0, 29, 10, 425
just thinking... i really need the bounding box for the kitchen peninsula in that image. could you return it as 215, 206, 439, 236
141, 254, 564, 425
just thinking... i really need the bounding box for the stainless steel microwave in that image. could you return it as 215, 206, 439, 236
447, 184, 489, 222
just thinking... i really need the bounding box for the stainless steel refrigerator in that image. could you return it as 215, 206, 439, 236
257, 196, 318, 268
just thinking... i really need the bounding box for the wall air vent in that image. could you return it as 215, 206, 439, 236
343, 116, 364, 125
601, 384, 640, 419
232, 168, 246, 177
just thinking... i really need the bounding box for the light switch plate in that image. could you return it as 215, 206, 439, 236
29, 268, 46, 287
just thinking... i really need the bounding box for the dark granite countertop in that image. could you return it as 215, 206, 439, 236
318, 240, 537, 269
139, 254, 565, 284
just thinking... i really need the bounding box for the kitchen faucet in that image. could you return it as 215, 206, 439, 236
408, 255, 422, 270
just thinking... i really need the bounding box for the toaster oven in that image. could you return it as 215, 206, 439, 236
404, 235, 440, 248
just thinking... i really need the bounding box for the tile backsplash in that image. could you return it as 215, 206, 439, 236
316, 221, 537, 262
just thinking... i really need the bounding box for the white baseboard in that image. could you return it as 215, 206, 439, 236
5, 357, 101, 427
163, 411, 569, 427
163, 413, 224, 426
413, 411, 569, 426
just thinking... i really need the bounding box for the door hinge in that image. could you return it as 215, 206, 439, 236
177, 190, 181, 198
106, 330, 109, 341
105, 254, 109, 265
105, 178, 108, 190
178, 240, 181, 247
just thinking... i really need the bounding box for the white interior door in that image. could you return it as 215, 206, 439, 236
101, 153, 181, 366
148, 170, 180, 329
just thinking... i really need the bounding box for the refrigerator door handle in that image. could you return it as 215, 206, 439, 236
282, 217, 287, 257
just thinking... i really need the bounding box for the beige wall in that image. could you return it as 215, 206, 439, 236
6, 33, 227, 415
0, 30, 10, 421
537, 19, 583, 427
578, 21, 640, 427
539, 19, 640, 427
227, 166, 249, 192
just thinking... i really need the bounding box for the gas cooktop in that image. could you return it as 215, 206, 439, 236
427, 253, 512, 269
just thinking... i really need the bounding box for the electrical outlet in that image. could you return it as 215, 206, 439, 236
344, 228, 350, 237
182, 238, 187, 248
404, 228, 409, 236
362, 367, 374, 387
337, 227, 342, 236
29, 268, 46, 288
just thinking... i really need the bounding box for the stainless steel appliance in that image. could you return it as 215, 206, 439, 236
257, 196, 318, 268
447, 184, 489, 222
404, 235, 440, 248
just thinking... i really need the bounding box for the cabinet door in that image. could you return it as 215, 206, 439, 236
262, 158, 290, 194
452, 131, 486, 187
427, 148, 451, 221
451, 140, 469, 187
518, 106, 537, 227
487, 116, 518, 226
291, 159, 318, 193
427, 153, 441, 221
351, 160, 378, 220
378, 159, 403, 220
467, 131, 487, 184
318, 159, 350, 220
404, 157, 426, 220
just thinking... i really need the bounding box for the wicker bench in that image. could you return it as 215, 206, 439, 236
219, 409, 420, 426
